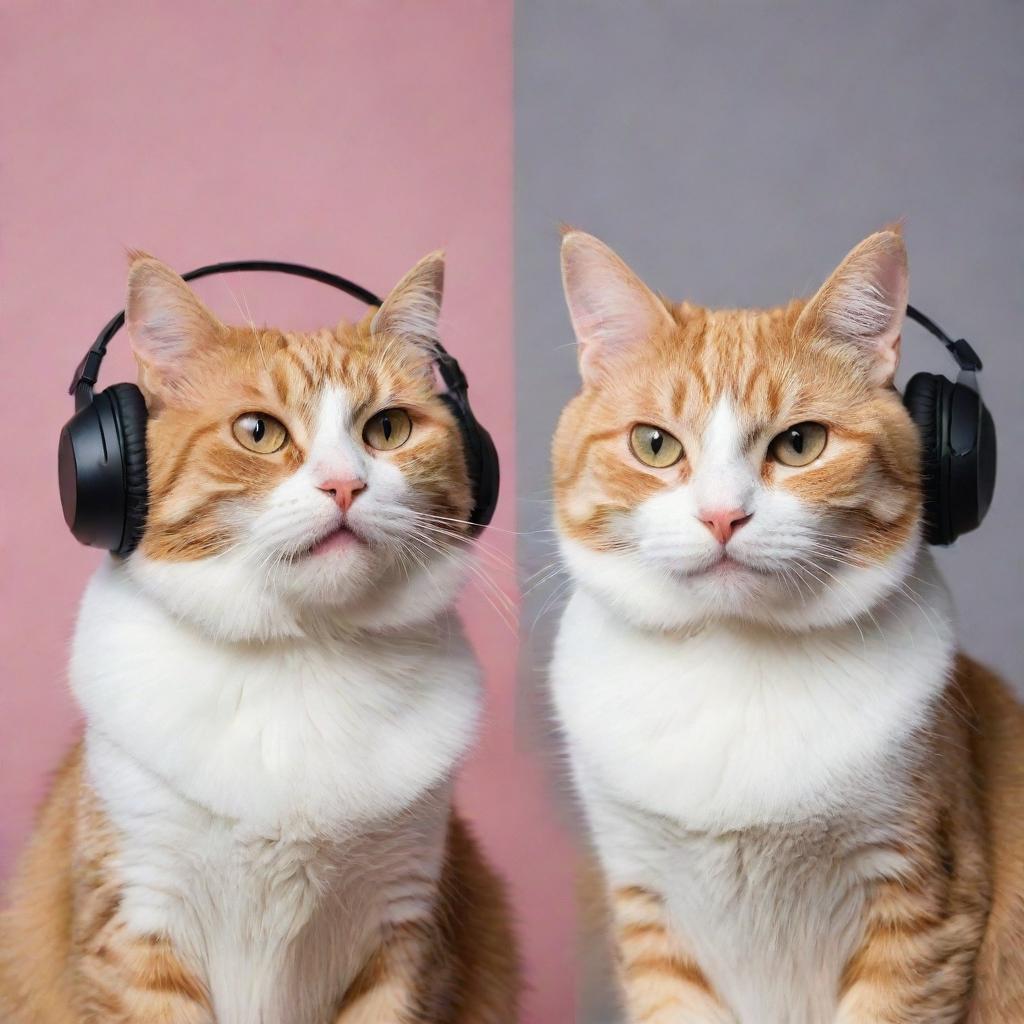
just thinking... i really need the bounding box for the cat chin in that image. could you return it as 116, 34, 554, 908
125, 544, 468, 642
558, 532, 924, 633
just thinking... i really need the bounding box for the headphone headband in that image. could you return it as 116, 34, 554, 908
905, 303, 983, 374
70, 260, 385, 410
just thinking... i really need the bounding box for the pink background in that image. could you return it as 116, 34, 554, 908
0, 4, 573, 1020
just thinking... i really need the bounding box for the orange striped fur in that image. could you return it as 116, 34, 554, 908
554, 239, 920, 571
610, 885, 729, 1023
837, 656, 1024, 1022
0, 747, 212, 1023
583, 662, 1024, 1024
1, 252, 519, 1022
126, 254, 473, 564
1, 747, 520, 1022
554, 229, 1024, 1021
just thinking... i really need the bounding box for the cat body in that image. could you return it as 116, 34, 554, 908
72, 559, 478, 1024
556, 558, 983, 1024
551, 229, 1024, 1022
1, 253, 519, 1022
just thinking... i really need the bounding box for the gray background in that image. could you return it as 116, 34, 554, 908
515, 2, 1023, 1018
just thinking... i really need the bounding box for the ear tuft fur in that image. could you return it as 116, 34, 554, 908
125, 247, 155, 267
796, 229, 909, 385
371, 251, 445, 352
560, 230, 674, 384
124, 254, 224, 396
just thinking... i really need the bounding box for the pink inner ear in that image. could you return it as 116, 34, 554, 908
855, 246, 908, 382
126, 262, 219, 372
808, 232, 909, 385
561, 233, 672, 381
129, 307, 192, 365
371, 253, 445, 352
874, 249, 907, 313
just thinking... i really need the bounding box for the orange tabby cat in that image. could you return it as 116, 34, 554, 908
0, 252, 519, 1023
551, 227, 1024, 1022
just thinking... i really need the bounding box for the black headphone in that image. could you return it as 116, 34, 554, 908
58, 260, 500, 556
902, 304, 996, 546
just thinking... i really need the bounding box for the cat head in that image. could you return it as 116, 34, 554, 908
122, 251, 476, 640
554, 228, 922, 631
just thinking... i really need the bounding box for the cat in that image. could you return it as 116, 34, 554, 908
549, 227, 1024, 1023
0, 252, 520, 1023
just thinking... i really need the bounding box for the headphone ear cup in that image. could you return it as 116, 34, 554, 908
903, 372, 949, 546
106, 383, 149, 555
438, 394, 500, 535
466, 418, 500, 533
903, 371, 997, 546
973, 394, 997, 533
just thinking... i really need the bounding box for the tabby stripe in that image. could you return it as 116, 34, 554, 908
134, 944, 209, 1004
691, 359, 712, 404
669, 380, 689, 421
764, 376, 783, 416
740, 362, 766, 406
271, 362, 292, 405
279, 345, 317, 389
619, 922, 672, 943
625, 953, 712, 991
616, 886, 660, 904
154, 423, 220, 500
556, 425, 629, 491
84, 891, 122, 939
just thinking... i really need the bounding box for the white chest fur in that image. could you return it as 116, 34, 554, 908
87, 735, 450, 1024
71, 560, 481, 1023
552, 556, 956, 1023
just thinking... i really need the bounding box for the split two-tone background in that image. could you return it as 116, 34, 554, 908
2, 3, 1021, 1020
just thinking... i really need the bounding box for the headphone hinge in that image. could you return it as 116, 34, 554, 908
70, 351, 103, 410
950, 338, 982, 373
435, 352, 469, 396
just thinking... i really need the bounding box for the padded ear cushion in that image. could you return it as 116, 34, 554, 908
106, 383, 149, 555
903, 372, 949, 546
438, 393, 499, 535
466, 418, 500, 532
439, 393, 482, 528
973, 396, 997, 530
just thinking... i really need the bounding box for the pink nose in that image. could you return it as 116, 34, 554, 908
318, 477, 366, 512
699, 507, 752, 545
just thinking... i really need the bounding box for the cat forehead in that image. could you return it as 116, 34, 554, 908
600, 301, 868, 427
204, 321, 432, 409
666, 302, 804, 380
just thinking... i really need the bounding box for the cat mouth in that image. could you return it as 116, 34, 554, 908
686, 554, 771, 579
306, 523, 364, 557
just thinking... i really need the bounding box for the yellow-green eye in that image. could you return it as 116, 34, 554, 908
769, 422, 828, 467
629, 424, 684, 468
364, 408, 413, 451
231, 413, 288, 454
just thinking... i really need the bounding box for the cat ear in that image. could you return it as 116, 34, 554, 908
796, 229, 909, 385
125, 253, 224, 397
371, 251, 444, 353
560, 229, 674, 384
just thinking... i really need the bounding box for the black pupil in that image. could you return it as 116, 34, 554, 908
650, 430, 663, 454
253, 419, 266, 443
789, 428, 804, 453
381, 415, 393, 441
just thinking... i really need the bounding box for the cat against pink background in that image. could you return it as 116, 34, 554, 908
0, 4, 573, 1021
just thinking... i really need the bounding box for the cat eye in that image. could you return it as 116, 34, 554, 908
629, 424, 684, 469
363, 408, 413, 452
769, 422, 828, 467
231, 413, 289, 454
